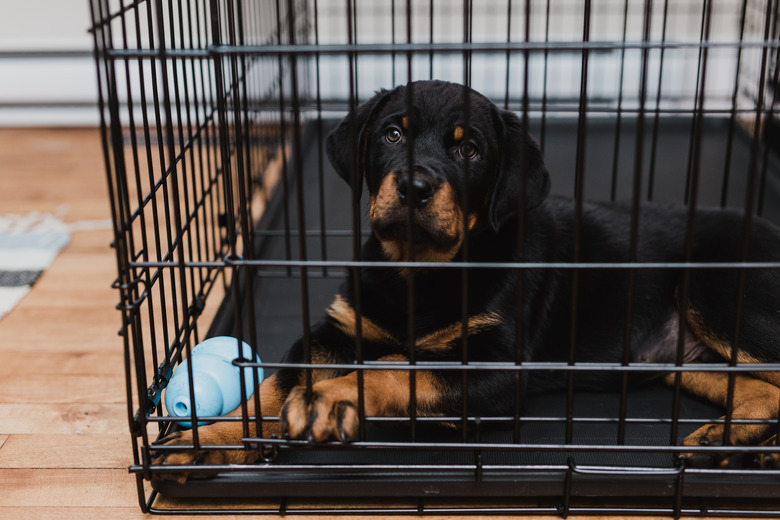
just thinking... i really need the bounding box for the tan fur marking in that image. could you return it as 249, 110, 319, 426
371, 174, 472, 265
313, 354, 442, 417
257, 373, 285, 421
454, 125, 464, 141
687, 308, 780, 386
154, 372, 288, 481
380, 181, 464, 266
370, 354, 443, 417
223, 373, 286, 438
380, 237, 462, 266
665, 371, 780, 446
369, 173, 398, 225
327, 294, 399, 344
305, 348, 346, 384
467, 212, 477, 231
402, 116, 409, 129
380, 240, 405, 263
416, 312, 503, 353
431, 182, 463, 241
281, 354, 444, 442
328, 294, 499, 354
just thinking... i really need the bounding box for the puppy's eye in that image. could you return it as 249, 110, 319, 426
458, 141, 479, 159
385, 127, 403, 144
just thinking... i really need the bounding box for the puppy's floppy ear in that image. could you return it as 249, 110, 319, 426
488, 109, 551, 232
326, 89, 393, 197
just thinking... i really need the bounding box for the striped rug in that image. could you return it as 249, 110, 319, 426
0, 212, 71, 320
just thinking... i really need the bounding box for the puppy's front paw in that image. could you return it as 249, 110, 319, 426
152, 428, 259, 483
280, 385, 359, 443
679, 421, 769, 469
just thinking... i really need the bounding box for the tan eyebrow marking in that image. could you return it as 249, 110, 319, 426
453, 125, 464, 141
402, 116, 409, 129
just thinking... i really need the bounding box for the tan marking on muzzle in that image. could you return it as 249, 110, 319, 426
435, 183, 461, 232
369, 173, 399, 225
370, 174, 478, 265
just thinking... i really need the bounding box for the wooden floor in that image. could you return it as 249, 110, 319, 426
0, 128, 144, 519
0, 127, 727, 520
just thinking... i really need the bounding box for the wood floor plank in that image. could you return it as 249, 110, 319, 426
0, 508, 611, 520
0, 507, 149, 520
0, 128, 107, 221
2, 470, 279, 518
0, 373, 125, 405
0, 307, 120, 352
14, 259, 116, 308
0, 403, 127, 435
0, 507, 273, 520
0, 468, 139, 507
0, 434, 129, 469
0, 350, 122, 377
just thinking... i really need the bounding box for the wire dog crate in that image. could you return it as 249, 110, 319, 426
91, 0, 780, 516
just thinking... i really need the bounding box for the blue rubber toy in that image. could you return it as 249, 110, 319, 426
164, 336, 263, 427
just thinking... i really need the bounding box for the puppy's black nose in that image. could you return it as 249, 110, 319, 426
396, 175, 435, 207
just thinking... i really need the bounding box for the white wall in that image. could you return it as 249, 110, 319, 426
0, 0, 98, 126
0, 0, 761, 126
311, 0, 757, 114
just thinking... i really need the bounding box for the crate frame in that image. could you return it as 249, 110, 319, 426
89, 0, 780, 516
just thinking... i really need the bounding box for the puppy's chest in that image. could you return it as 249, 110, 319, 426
356, 302, 505, 361
343, 268, 512, 359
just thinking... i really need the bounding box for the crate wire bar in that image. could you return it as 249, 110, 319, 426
90, 0, 780, 516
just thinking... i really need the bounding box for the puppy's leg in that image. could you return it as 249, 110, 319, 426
281, 354, 442, 442
668, 371, 780, 466
672, 305, 780, 466
153, 372, 287, 482
678, 228, 780, 465
154, 317, 359, 480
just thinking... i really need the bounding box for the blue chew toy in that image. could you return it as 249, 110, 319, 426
164, 336, 263, 427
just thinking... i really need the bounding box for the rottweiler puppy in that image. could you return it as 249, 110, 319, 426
156, 80, 780, 479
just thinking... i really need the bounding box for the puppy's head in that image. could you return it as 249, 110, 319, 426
326, 80, 550, 262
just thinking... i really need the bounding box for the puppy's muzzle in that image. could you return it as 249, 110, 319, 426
370, 170, 470, 263
396, 173, 435, 208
